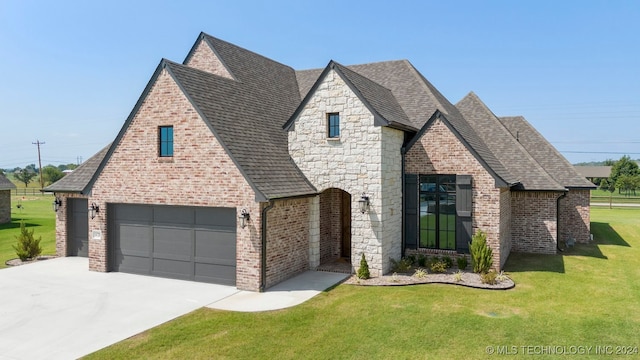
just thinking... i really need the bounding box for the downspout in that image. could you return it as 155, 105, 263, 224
401, 146, 406, 258
556, 191, 567, 252
260, 200, 275, 292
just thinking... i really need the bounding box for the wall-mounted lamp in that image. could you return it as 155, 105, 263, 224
53, 197, 62, 212
88, 202, 100, 219
238, 208, 250, 229
358, 193, 370, 214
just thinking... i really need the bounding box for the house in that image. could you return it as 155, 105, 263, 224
574, 166, 611, 182
45, 33, 595, 291
0, 174, 16, 224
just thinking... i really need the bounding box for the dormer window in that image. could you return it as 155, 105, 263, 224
159, 126, 174, 157
328, 113, 340, 138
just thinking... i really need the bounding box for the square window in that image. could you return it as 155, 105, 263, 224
328, 113, 340, 138
159, 126, 173, 157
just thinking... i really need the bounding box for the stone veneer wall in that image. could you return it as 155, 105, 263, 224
559, 189, 591, 244
265, 197, 310, 288
288, 69, 404, 276
89, 69, 262, 291
0, 190, 11, 224
54, 193, 88, 257
184, 39, 234, 79
510, 191, 561, 254
405, 118, 505, 269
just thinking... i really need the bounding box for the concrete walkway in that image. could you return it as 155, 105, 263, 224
0, 257, 348, 360
208, 271, 350, 312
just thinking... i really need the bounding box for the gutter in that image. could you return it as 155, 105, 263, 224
556, 191, 568, 252
400, 146, 407, 258
259, 200, 275, 292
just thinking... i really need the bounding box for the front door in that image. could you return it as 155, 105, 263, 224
67, 198, 88, 257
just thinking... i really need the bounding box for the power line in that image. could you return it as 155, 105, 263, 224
560, 150, 640, 155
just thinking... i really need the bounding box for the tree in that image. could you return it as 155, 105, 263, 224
14, 168, 37, 187
57, 163, 78, 172
609, 155, 639, 194
599, 178, 609, 191
41, 165, 64, 185
13, 221, 42, 261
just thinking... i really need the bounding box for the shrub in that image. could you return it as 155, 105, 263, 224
413, 268, 428, 279
13, 221, 42, 261
417, 254, 427, 267
429, 260, 447, 273
442, 256, 453, 269
390, 257, 413, 273
406, 254, 417, 266
480, 270, 498, 285
357, 253, 370, 279
453, 270, 464, 282
495, 271, 510, 282
457, 256, 468, 270
470, 230, 493, 273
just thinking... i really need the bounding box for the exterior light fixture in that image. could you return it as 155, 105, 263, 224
238, 208, 250, 229
88, 202, 100, 219
358, 193, 370, 214
53, 197, 62, 212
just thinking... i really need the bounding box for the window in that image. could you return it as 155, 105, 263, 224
328, 113, 340, 138
159, 126, 174, 157
419, 174, 456, 250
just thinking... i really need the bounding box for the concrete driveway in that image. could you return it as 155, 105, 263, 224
0, 257, 240, 360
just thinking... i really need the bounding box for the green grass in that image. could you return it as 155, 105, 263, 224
0, 195, 56, 268
591, 188, 640, 204
86, 207, 640, 360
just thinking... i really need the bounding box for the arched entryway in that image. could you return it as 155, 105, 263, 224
317, 188, 352, 273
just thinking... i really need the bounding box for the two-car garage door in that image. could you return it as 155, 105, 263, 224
110, 204, 236, 286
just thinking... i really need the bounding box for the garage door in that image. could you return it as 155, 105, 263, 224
110, 204, 236, 286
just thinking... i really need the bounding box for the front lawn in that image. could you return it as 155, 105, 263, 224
86, 207, 640, 359
0, 195, 56, 268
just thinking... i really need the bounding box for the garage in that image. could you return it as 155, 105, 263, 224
67, 198, 88, 257
109, 204, 236, 286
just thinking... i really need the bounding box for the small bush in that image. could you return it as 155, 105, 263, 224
13, 221, 42, 261
391, 272, 399, 282
390, 257, 413, 273
457, 256, 468, 270
357, 253, 370, 279
470, 230, 493, 273
495, 271, 510, 282
442, 256, 453, 269
417, 254, 427, 267
429, 260, 447, 273
406, 254, 416, 266
413, 268, 428, 279
480, 270, 498, 285
453, 270, 464, 282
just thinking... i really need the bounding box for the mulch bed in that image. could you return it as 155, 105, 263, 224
344, 269, 515, 290
5, 255, 58, 267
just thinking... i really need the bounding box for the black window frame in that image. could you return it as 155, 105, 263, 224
419, 174, 457, 250
327, 113, 340, 138
159, 126, 174, 157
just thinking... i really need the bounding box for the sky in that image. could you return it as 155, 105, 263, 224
0, 0, 638, 169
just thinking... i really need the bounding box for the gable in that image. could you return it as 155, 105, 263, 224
183, 34, 235, 80
90, 68, 256, 206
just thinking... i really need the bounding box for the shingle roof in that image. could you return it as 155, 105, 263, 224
332, 62, 413, 130
0, 173, 16, 190
574, 166, 611, 179
498, 116, 596, 189
165, 34, 316, 200
44, 144, 110, 193
457, 92, 565, 191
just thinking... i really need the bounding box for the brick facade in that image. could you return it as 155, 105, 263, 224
405, 118, 507, 269
184, 39, 234, 79
510, 191, 561, 254
559, 189, 591, 244
499, 189, 512, 267
0, 190, 10, 224
287, 69, 404, 276
88, 69, 262, 291
265, 197, 310, 288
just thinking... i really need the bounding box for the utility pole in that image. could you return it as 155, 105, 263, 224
32, 140, 45, 189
